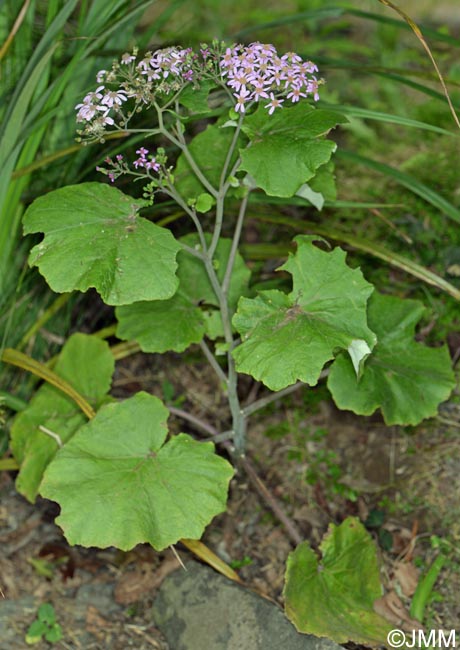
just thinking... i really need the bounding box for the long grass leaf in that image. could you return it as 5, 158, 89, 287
250, 194, 402, 209
1, 0, 79, 132
319, 103, 457, 137
0, 0, 31, 62
1, 348, 95, 419
376, 0, 460, 129
346, 7, 460, 46
336, 149, 460, 225
234, 7, 346, 37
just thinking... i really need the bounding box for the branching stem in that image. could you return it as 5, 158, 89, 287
199, 340, 228, 385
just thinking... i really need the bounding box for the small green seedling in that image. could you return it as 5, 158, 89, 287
25, 603, 63, 645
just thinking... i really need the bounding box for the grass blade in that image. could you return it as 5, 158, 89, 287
336, 149, 460, 226
319, 103, 457, 137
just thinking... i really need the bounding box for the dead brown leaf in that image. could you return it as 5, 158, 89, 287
85, 604, 113, 641
393, 561, 419, 597
374, 590, 423, 632
114, 556, 179, 605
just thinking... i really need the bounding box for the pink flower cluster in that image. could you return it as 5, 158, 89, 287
75, 47, 195, 128
219, 42, 320, 114
134, 47, 194, 84
75, 41, 322, 139
96, 149, 161, 183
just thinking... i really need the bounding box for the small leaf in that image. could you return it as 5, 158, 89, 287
116, 235, 251, 352
38, 603, 56, 625
11, 334, 114, 502
284, 517, 392, 644
40, 392, 234, 551
232, 236, 375, 391
239, 103, 347, 197
178, 80, 214, 112
327, 292, 456, 425
25, 620, 46, 645
195, 192, 214, 213
45, 625, 63, 643
23, 182, 181, 305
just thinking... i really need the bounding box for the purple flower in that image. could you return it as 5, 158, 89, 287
101, 89, 128, 108
121, 53, 136, 64
234, 87, 251, 113
265, 93, 284, 115
219, 42, 321, 114
287, 87, 306, 103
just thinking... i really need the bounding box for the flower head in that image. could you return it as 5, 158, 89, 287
218, 41, 321, 115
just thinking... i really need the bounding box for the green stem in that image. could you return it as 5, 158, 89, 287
410, 555, 446, 622
243, 382, 306, 417
202, 227, 245, 455
163, 183, 208, 252
199, 340, 228, 385
180, 241, 206, 260
222, 192, 249, 296
155, 103, 217, 199
209, 116, 243, 258
219, 114, 243, 189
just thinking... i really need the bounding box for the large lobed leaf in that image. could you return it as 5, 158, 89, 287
40, 392, 234, 551
23, 182, 181, 305
239, 103, 347, 197
327, 292, 456, 425
232, 236, 376, 391
284, 518, 392, 645
11, 334, 114, 502
116, 234, 251, 352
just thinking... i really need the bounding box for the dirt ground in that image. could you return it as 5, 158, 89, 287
1, 350, 460, 648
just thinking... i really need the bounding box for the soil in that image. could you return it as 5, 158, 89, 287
1, 349, 460, 648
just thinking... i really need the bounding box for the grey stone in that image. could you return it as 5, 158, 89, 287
153, 561, 342, 650
74, 581, 121, 620
0, 595, 38, 650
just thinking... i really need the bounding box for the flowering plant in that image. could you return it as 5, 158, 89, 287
12, 40, 455, 644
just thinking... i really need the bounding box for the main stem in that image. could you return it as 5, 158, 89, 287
204, 119, 247, 456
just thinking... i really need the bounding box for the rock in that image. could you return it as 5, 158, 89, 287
0, 595, 37, 650
74, 581, 121, 621
153, 561, 342, 650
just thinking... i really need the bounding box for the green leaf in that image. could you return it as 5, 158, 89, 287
38, 603, 56, 625
45, 625, 63, 643
284, 517, 392, 645
116, 235, 251, 352
40, 393, 234, 551
232, 236, 375, 391
178, 80, 215, 113
239, 103, 347, 197
327, 292, 456, 425
23, 182, 181, 305
25, 620, 47, 645
195, 192, 214, 213
11, 334, 114, 502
